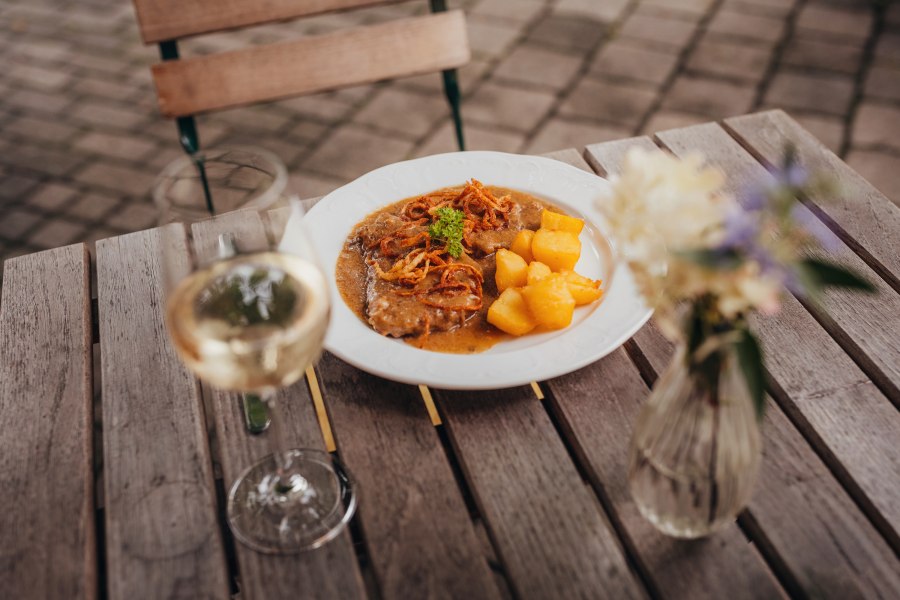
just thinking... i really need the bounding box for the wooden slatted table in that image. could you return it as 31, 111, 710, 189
2, 110, 899, 599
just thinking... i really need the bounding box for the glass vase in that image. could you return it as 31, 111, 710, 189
627, 342, 762, 538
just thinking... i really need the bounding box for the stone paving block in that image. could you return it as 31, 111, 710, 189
707, 8, 784, 45
619, 12, 697, 50
4, 89, 71, 114
721, 0, 794, 18
74, 162, 156, 197
289, 120, 331, 143
524, 117, 630, 154
470, 0, 547, 24
464, 81, 557, 132
303, 125, 416, 180
795, 4, 872, 42
288, 171, 345, 200
214, 107, 293, 134
278, 94, 355, 124
864, 65, 900, 103
662, 76, 756, 119
0, 208, 42, 240
71, 101, 147, 131
874, 33, 900, 69
27, 218, 86, 249
0, 173, 41, 202
398, 60, 490, 97
526, 14, 606, 54
852, 102, 900, 152
74, 131, 157, 162
8, 63, 71, 91
27, 183, 79, 211
765, 71, 855, 117
4, 115, 81, 145
642, 0, 714, 16
66, 51, 128, 75
791, 113, 844, 154
73, 76, 141, 102
415, 121, 526, 157
560, 78, 658, 128
354, 88, 449, 139
494, 44, 583, 89
1, 144, 85, 177
66, 192, 122, 221
590, 41, 679, 87
686, 37, 771, 83
846, 150, 900, 206
7, 40, 71, 62
642, 110, 710, 135
887, 2, 900, 28
782, 37, 863, 75
466, 16, 523, 58
553, 0, 629, 23
104, 202, 158, 231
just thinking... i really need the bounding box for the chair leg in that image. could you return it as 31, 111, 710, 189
441, 68, 465, 151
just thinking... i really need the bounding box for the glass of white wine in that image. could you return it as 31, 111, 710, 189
154, 147, 357, 553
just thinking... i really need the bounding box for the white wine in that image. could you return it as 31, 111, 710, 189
166, 252, 329, 392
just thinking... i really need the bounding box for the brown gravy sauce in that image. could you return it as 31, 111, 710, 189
336, 185, 560, 354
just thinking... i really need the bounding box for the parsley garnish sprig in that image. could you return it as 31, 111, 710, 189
428, 207, 466, 258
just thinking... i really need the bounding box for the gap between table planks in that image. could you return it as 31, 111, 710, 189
0, 245, 95, 600
584, 131, 900, 596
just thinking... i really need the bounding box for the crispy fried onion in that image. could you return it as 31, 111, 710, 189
397, 262, 484, 312
367, 180, 508, 318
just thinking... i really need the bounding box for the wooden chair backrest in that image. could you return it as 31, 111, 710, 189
131, 0, 470, 118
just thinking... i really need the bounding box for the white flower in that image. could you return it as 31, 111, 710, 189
597, 147, 784, 338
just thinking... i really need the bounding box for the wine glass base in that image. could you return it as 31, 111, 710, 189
227, 449, 357, 554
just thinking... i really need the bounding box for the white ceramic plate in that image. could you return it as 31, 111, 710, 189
303, 151, 651, 390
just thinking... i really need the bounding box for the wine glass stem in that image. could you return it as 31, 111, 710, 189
261, 392, 293, 479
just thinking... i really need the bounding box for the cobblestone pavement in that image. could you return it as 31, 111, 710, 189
0, 0, 897, 260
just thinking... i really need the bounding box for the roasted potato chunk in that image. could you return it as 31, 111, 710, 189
532, 229, 581, 272
526, 261, 552, 285
522, 274, 575, 330
510, 229, 535, 263
541, 210, 584, 235
495, 249, 528, 291
487, 288, 537, 336
562, 271, 603, 305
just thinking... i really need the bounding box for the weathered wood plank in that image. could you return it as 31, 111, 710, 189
96, 227, 231, 600
190, 211, 367, 599
316, 353, 501, 600
586, 136, 900, 595
433, 387, 645, 599
724, 110, 900, 291
0, 245, 95, 599
543, 148, 783, 599
132, 0, 405, 44
152, 12, 469, 117
654, 124, 900, 545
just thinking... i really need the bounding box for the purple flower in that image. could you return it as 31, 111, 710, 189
771, 164, 808, 188
721, 207, 759, 250
790, 204, 841, 252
